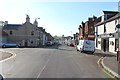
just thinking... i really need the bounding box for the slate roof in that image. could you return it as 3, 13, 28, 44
103, 11, 119, 14
3, 24, 22, 30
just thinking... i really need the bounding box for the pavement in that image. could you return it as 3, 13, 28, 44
95, 49, 120, 79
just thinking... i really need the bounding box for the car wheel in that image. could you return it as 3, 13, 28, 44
16, 45, 19, 48
91, 51, 94, 54
76, 48, 79, 51
2, 45, 6, 48
80, 49, 83, 53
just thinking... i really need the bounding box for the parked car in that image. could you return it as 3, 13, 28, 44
70, 43, 75, 47
46, 41, 53, 46
66, 42, 70, 46
76, 40, 95, 54
1, 42, 21, 48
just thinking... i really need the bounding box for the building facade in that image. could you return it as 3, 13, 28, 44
2, 15, 51, 47
95, 11, 120, 53
78, 16, 98, 41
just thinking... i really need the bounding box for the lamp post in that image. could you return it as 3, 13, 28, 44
116, 24, 120, 63
35, 18, 40, 46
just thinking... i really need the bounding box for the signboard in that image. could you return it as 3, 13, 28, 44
98, 34, 114, 38
88, 35, 95, 38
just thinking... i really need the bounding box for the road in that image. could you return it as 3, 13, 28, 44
0, 44, 111, 78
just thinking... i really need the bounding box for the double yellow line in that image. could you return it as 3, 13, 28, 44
97, 57, 116, 79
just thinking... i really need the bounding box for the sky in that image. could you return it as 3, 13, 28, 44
0, 0, 120, 36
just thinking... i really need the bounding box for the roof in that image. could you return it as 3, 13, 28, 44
103, 11, 119, 14
3, 24, 22, 30
96, 12, 120, 26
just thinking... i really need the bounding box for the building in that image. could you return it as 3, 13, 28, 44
0, 28, 8, 43
78, 22, 85, 40
3, 15, 43, 47
95, 11, 120, 53
62, 36, 73, 44
73, 33, 79, 45
38, 27, 48, 46
78, 16, 99, 41
47, 33, 54, 41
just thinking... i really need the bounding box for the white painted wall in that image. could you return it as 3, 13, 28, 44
98, 24, 104, 35
106, 20, 116, 33
96, 38, 101, 50
109, 38, 116, 53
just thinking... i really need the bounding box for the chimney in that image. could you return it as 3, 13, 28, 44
33, 19, 38, 27
26, 15, 30, 22
88, 18, 93, 21
4, 21, 8, 25
93, 16, 97, 20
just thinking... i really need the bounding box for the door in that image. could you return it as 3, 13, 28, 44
25, 42, 28, 47
102, 38, 109, 52
103, 39, 106, 52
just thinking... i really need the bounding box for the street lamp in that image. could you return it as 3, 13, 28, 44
35, 18, 40, 20
35, 18, 40, 46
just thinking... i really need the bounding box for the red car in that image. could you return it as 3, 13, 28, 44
70, 43, 75, 47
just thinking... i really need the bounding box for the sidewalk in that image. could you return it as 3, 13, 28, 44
95, 49, 120, 78
104, 57, 120, 77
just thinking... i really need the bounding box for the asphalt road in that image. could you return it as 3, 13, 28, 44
0, 44, 111, 78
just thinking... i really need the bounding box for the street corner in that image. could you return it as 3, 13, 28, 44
0, 51, 16, 63
97, 56, 120, 79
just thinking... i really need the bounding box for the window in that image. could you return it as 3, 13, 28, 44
31, 31, 34, 35
10, 31, 13, 35
96, 39, 98, 47
104, 23, 106, 33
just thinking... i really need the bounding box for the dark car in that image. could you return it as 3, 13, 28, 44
46, 41, 53, 46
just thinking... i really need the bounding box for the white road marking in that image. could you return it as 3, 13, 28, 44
0, 51, 16, 63
36, 58, 50, 80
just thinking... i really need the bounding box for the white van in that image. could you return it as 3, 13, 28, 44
76, 40, 95, 54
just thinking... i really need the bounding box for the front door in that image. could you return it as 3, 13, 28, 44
103, 39, 106, 52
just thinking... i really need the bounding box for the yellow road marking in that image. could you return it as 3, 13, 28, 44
97, 57, 115, 79
102, 68, 115, 78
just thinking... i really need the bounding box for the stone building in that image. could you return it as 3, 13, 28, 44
3, 15, 42, 47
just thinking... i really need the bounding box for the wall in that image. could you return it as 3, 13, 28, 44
96, 38, 101, 50
109, 38, 116, 53
106, 20, 116, 33
98, 24, 104, 35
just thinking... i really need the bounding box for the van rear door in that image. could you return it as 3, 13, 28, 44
83, 40, 95, 52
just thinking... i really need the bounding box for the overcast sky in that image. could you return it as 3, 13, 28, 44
0, 0, 119, 36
